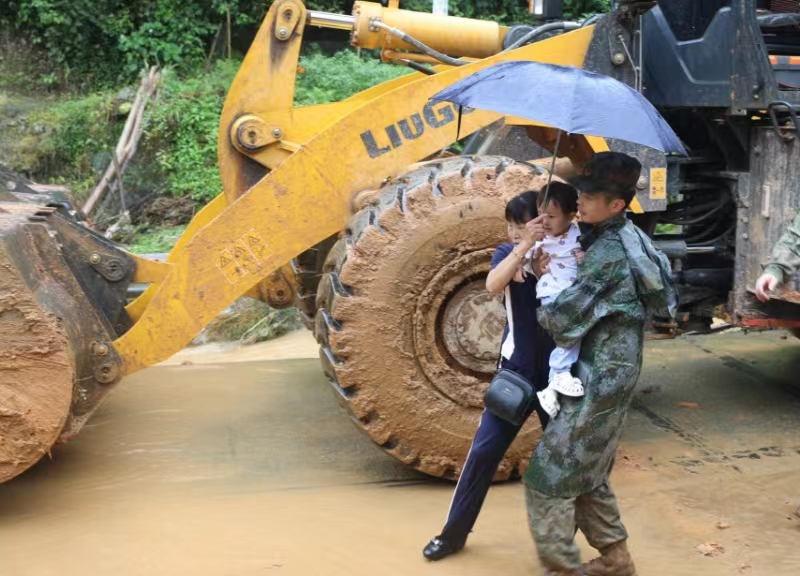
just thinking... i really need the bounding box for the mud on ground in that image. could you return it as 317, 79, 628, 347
0, 329, 798, 576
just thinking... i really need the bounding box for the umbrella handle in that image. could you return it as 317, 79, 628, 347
455, 105, 463, 142
542, 129, 563, 208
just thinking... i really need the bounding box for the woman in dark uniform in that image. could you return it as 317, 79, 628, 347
423, 191, 555, 561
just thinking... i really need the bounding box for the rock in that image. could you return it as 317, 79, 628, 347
115, 86, 137, 103
192, 298, 300, 346
105, 212, 137, 243
112, 86, 137, 117
696, 542, 725, 557
716, 521, 731, 530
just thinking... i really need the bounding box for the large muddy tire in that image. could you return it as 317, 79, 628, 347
314, 156, 551, 481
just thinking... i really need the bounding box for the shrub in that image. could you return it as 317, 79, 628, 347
0, 1, 611, 91
148, 50, 410, 202
295, 48, 410, 106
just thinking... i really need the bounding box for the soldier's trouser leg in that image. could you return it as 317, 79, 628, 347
575, 481, 628, 551
525, 485, 581, 572
525, 482, 629, 572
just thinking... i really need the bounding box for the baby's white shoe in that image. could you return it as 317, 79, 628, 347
550, 371, 584, 397
537, 387, 560, 419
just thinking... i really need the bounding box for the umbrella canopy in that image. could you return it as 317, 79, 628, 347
432, 61, 687, 156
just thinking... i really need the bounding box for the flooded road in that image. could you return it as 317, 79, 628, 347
1, 330, 799, 576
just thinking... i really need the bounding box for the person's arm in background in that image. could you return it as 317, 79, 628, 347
755, 213, 800, 302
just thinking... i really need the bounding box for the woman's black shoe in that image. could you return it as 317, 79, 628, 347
422, 537, 464, 561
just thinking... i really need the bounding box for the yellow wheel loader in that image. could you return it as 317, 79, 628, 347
3, 0, 800, 484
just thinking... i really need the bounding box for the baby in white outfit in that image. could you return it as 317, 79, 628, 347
525, 182, 585, 418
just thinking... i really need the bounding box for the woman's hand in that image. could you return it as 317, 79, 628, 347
524, 215, 546, 244
532, 248, 551, 278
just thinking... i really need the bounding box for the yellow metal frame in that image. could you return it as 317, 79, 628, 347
352, 0, 507, 58
116, 0, 605, 374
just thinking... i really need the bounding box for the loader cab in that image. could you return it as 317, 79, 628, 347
633, 1, 800, 331
642, 0, 800, 108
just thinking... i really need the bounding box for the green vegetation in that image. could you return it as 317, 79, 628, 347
146, 60, 238, 204
1, 1, 609, 91
125, 225, 187, 253
0, 1, 611, 342
0, 0, 611, 204
0, 49, 412, 203
0, 1, 264, 90
199, 301, 301, 344
149, 50, 410, 204
402, 0, 609, 21
295, 49, 410, 107
0, 94, 117, 191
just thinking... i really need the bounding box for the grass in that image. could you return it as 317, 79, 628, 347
198, 301, 301, 345
125, 225, 186, 253
1, 49, 416, 344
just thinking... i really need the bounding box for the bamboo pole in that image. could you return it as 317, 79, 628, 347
82, 67, 160, 216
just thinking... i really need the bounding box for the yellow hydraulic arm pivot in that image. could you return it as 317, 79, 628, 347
115, 0, 600, 374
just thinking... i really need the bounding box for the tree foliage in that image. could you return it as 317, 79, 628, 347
147, 49, 410, 202
1, 1, 609, 89
402, 1, 609, 22
1, 1, 266, 87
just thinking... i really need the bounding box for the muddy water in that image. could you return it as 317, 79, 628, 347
1, 330, 799, 576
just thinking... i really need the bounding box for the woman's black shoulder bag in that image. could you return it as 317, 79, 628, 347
483, 369, 535, 427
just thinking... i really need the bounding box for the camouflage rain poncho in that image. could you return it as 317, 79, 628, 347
764, 213, 800, 283
524, 213, 676, 497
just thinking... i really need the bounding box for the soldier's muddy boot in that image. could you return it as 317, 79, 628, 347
581, 540, 636, 576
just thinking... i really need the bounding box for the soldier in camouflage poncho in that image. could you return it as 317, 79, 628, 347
755, 213, 800, 302
523, 153, 677, 576
754, 212, 800, 521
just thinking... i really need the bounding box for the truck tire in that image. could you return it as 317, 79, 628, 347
792, 328, 800, 340
314, 156, 550, 481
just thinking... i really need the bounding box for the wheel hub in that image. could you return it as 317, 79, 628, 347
414, 249, 506, 409
441, 280, 505, 373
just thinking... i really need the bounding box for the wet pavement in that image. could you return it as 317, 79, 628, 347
0, 329, 799, 576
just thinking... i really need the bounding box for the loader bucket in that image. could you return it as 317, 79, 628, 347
0, 203, 128, 482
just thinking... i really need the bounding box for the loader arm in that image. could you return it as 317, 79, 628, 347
115, 0, 600, 374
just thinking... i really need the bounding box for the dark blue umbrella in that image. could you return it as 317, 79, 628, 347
432, 61, 687, 156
